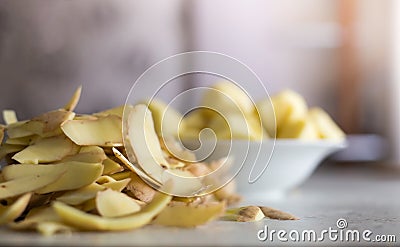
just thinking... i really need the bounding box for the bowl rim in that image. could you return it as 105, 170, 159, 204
183, 138, 348, 148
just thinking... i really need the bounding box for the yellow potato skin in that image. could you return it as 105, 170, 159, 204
308, 107, 345, 140
0, 171, 64, 200
2, 162, 103, 194
277, 117, 319, 140
52, 189, 172, 231
0, 193, 32, 224
153, 201, 225, 227
61, 115, 123, 147
12, 135, 79, 164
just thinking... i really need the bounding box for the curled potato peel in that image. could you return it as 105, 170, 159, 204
52, 188, 172, 231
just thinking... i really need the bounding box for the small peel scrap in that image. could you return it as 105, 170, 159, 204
2, 110, 18, 125
259, 206, 299, 220
221, 205, 298, 222
222, 206, 265, 222
0, 86, 299, 236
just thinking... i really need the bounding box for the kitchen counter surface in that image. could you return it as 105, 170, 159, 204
1, 163, 400, 246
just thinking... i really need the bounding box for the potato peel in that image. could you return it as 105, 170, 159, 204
10, 206, 75, 236
61, 115, 123, 147
259, 206, 299, 220
56, 183, 105, 206
102, 158, 123, 175
0, 125, 4, 143
5, 110, 76, 140
63, 86, 82, 112
0, 170, 65, 200
52, 189, 172, 231
2, 162, 103, 194
12, 135, 79, 164
153, 201, 225, 227
222, 206, 265, 222
0, 193, 32, 224
125, 104, 170, 182
96, 189, 141, 217
2, 110, 18, 125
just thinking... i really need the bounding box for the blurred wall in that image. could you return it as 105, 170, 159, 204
190, 0, 341, 115
0, 0, 185, 118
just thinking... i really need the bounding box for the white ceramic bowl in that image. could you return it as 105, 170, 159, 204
184, 139, 347, 198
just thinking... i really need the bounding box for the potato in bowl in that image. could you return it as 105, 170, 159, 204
182, 139, 347, 198
173, 82, 347, 197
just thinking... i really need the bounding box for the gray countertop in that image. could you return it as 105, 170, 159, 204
1, 163, 400, 246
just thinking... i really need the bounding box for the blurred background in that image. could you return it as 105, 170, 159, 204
0, 0, 399, 163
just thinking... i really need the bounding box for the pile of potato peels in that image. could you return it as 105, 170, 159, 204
0, 86, 297, 236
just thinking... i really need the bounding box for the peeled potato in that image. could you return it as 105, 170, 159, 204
255, 99, 276, 137
96, 189, 141, 217
208, 113, 265, 140
277, 117, 319, 140
308, 107, 345, 140
274, 90, 308, 124
201, 81, 255, 117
